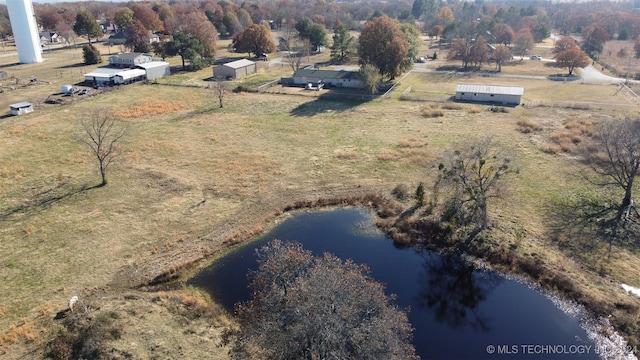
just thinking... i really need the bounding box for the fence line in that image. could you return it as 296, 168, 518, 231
257, 79, 280, 92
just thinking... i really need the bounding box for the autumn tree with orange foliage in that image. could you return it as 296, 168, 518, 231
554, 47, 590, 75
358, 16, 409, 80
232, 23, 276, 57
492, 45, 511, 72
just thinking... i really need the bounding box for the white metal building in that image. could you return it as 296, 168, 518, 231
6, 0, 42, 63
9, 101, 33, 115
213, 59, 256, 79
113, 68, 146, 84
136, 61, 170, 80
455, 84, 524, 105
84, 67, 146, 86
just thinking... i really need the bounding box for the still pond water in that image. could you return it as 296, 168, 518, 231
189, 208, 599, 359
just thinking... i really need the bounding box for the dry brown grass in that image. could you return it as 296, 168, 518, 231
334, 148, 357, 160
548, 118, 595, 153
114, 99, 189, 118
516, 119, 543, 133
599, 40, 640, 77
377, 149, 402, 161
397, 138, 425, 148
441, 103, 464, 110
421, 104, 445, 118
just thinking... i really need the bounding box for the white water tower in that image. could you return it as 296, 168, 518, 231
6, 0, 42, 64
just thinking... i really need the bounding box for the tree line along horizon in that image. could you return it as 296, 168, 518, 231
1, 0, 636, 77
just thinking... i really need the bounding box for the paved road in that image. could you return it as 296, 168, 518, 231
578, 64, 639, 84
410, 60, 639, 85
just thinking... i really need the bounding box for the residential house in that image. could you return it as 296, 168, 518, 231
291, 68, 363, 89
109, 52, 153, 67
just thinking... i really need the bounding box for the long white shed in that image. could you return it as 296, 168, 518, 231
455, 84, 524, 105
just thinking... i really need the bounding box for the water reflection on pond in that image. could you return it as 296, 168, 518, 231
189, 208, 598, 359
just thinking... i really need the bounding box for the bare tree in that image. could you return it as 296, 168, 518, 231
211, 78, 228, 108
436, 137, 517, 233
78, 111, 127, 187
285, 37, 310, 72
226, 240, 418, 360
582, 118, 640, 236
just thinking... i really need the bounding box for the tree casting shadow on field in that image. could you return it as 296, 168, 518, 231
0, 183, 101, 220
545, 192, 640, 259
546, 118, 640, 257
290, 92, 370, 117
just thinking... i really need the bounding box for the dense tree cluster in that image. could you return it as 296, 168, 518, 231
226, 240, 418, 360
6, 0, 635, 77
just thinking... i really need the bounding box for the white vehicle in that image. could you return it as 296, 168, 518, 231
530, 55, 542, 60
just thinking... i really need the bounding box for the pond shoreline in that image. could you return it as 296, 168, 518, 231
134, 187, 638, 355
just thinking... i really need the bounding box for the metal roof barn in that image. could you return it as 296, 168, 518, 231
213, 59, 256, 79
84, 68, 146, 86
136, 61, 170, 80
113, 68, 146, 84
455, 84, 524, 105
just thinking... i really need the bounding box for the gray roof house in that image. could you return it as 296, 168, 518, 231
109, 52, 153, 68
107, 31, 127, 45
108, 31, 160, 45
291, 68, 362, 89
454, 84, 524, 105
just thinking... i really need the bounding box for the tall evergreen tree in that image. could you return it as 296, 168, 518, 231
73, 9, 102, 42
330, 24, 354, 63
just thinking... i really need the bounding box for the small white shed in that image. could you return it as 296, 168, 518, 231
455, 84, 524, 105
213, 59, 256, 79
10, 101, 33, 115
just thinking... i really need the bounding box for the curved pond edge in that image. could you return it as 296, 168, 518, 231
166, 190, 638, 357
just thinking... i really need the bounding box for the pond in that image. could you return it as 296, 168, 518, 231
188, 208, 600, 359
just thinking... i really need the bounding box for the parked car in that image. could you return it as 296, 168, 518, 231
79, 89, 90, 95
530, 55, 542, 60
417, 56, 427, 63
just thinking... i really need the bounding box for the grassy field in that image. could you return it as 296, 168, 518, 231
0, 41, 639, 358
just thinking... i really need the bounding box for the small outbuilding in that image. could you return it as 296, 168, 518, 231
291, 69, 362, 89
213, 59, 256, 79
455, 84, 524, 105
9, 101, 33, 115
